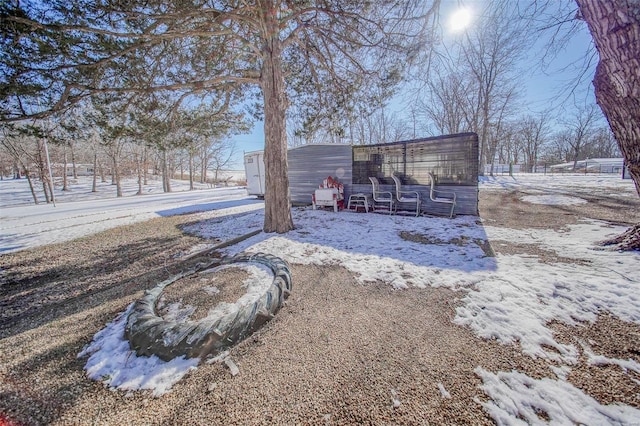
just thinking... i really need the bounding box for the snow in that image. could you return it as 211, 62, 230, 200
76, 305, 200, 397
2, 173, 640, 423
475, 367, 640, 425
438, 383, 452, 399
0, 176, 256, 254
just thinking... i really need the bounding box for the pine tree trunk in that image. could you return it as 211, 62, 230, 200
62, 150, 68, 191
113, 157, 122, 197
92, 152, 97, 192
260, 11, 294, 234
189, 151, 194, 191
576, 0, 640, 250
72, 147, 78, 179
136, 152, 143, 195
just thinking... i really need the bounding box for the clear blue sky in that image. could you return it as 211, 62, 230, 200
227, 2, 599, 170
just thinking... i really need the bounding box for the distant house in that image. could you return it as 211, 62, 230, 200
64, 164, 95, 176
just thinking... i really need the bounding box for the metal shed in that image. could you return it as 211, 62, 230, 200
246, 132, 479, 216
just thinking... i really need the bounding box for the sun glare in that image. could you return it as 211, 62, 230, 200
449, 7, 473, 32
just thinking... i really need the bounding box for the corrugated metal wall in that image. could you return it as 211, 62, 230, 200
288, 144, 353, 204
347, 133, 479, 215
285, 133, 479, 215
352, 133, 478, 185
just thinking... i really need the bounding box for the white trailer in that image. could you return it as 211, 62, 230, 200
244, 150, 266, 197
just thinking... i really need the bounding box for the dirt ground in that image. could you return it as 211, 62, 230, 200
0, 184, 639, 425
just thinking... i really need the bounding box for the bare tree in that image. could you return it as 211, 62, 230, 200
561, 104, 601, 169
549, 129, 574, 163
517, 112, 551, 172
582, 127, 620, 158
0, 128, 41, 203
461, 3, 528, 173
419, 68, 472, 135
416, 1, 527, 172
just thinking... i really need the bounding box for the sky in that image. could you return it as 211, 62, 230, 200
1, 173, 639, 424
226, 1, 599, 170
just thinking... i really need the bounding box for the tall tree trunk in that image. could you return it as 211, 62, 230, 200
143, 146, 148, 185
62, 149, 68, 191
113, 156, 122, 197
576, 0, 640, 193
99, 159, 106, 183
189, 150, 194, 191
201, 146, 209, 184
162, 150, 172, 193
37, 143, 51, 203
92, 152, 97, 192
576, 0, 640, 249
41, 139, 55, 203
111, 155, 117, 187
71, 146, 78, 179
41, 174, 50, 203
24, 168, 38, 204
260, 12, 293, 234
136, 152, 143, 195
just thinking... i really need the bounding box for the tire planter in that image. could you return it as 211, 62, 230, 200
125, 252, 292, 362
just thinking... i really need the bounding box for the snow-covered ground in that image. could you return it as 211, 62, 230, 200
2, 173, 639, 424
0, 176, 255, 254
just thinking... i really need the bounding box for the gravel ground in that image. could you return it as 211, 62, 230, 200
1, 185, 639, 425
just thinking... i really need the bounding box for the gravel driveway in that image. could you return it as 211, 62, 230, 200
1, 183, 639, 425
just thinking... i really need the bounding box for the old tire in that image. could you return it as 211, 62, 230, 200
125, 252, 292, 362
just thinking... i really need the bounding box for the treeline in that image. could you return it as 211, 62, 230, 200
0, 100, 249, 204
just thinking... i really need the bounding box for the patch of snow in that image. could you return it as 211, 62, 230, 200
579, 340, 640, 375
437, 383, 451, 399
475, 367, 640, 425
390, 389, 401, 408
77, 305, 199, 397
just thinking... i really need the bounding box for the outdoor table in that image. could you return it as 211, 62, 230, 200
347, 193, 370, 213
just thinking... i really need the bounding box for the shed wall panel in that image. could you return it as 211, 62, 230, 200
345, 184, 478, 216
288, 144, 353, 204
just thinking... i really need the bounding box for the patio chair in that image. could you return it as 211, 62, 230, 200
312, 176, 344, 212
428, 172, 457, 218
391, 175, 421, 217
368, 177, 394, 214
